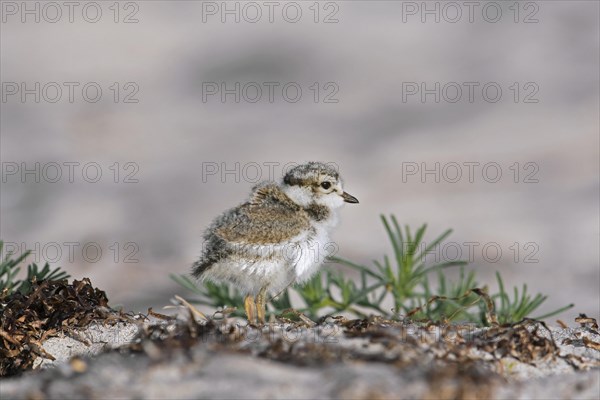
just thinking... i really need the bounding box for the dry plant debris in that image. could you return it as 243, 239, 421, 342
0, 278, 131, 376
124, 307, 600, 377
1, 277, 599, 395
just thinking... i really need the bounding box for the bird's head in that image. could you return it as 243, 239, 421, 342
281, 162, 359, 209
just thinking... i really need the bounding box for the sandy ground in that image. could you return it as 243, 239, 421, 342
2, 315, 600, 399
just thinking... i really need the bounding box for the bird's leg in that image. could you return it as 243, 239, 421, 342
244, 295, 257, 325
255, 286, 268, 325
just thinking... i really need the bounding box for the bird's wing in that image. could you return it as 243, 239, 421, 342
214, 184, 310, 245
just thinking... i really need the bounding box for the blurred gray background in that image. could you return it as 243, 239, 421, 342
1, 1, 598, 321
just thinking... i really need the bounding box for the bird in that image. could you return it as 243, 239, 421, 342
192, 161, 359, 324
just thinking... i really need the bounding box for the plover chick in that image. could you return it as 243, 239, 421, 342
192, 161, 359, 324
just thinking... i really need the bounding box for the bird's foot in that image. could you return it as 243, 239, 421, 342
244, 295, 257, 325
255, 287, 267, 326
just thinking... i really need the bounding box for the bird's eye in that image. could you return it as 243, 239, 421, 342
320, 181, 331, 190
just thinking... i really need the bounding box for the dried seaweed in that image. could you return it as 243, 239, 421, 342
3, 277, 596, 390
470, 319, 558, 365
124, 309, 595, 383
0, 278, 129, 376
561, 315, 600, 361
575, 313, 599, 333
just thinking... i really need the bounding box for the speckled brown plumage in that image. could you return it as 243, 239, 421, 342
191, 162, 358, 324
215, 183, 311, 245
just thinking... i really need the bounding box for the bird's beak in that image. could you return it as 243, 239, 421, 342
341, 191, 359, 204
